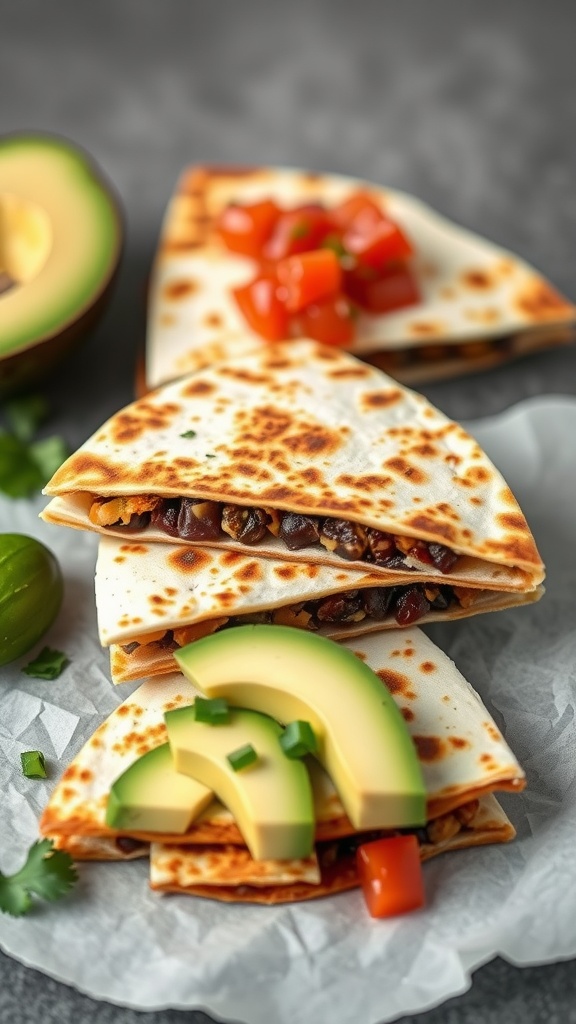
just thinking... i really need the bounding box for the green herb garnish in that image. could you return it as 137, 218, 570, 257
205, 453, 216, 459
0, 839, 78, 917
0, 394, 68, 498
20, 750, 47, 779
279, 720, 317, 759
5, 394, 50, 442
0, 432, 46, 498
22, 647, 69, 680
28, 435, 69, 480
227, 743, 258, 772
180, 430, 197, 439
194, 696, 230, 725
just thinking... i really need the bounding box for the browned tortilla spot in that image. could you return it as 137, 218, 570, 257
233, 560, 263, 583
328, 367, 372, 380
361, 389, 403, 410
384, 456, 428, 485
182, 380, 216, 398
449, 737, 471, 751
400, 707, 415, 722
408, 321, 444, 337
163, 278, 198, 301
376, 668, 417, 700
420, 661, 436, 673
413, 735, 446, 762
516, 279, 574, 320
497, 511, 529, 532
461, 268, 493, 290
405, 512, 457, 543
203, 312, 224, 328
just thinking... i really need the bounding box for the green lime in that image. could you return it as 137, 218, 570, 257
0, 534, 63, 667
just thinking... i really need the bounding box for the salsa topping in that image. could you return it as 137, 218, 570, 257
216, 191, 420, 345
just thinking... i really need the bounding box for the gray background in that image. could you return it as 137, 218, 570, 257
1, 1, 576, 1021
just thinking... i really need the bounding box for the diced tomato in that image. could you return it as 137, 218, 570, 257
331, 191, 386, 233
298, 295, 356, 346
263, 205, 333, 260
232, 274, 290, 341
344, 263, 420, 314
356, 834, 425, 918
276, 249, 342, 313
217, 200, 280, 259
343, 217, 414, 268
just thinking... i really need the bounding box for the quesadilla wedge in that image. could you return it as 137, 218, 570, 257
96, 536, 541, 684
144, 164, 575, 391
48, 793, 517, 905
41, 629, 523, 904
41, 341, 544, 597
40, 629, 524, 844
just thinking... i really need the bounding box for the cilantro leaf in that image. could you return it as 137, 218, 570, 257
29, 435, 69, 481
180, 430, 197, 439
22, 647, 69, 680
5, 394, 50, 442
0, 839, 78, 917
0, 431, 44, 497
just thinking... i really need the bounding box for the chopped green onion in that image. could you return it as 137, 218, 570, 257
180, 430, 197, 439
280, 720, 317, 759
20, 750, 47, 779
227, 744, 258, 772
193, 697, 230, 725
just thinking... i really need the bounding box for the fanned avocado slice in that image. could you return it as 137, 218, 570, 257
174, 625, 426, 832
0, 133, 122, 391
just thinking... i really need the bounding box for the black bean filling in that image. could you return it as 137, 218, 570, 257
104, 498, 459, 573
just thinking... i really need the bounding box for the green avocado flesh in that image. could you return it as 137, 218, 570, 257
174, 625, 426, 831
105, 743, 213, 834
165, 704, 315, 861
0, 134, 121, 356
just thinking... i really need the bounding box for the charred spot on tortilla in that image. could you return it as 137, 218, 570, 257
376, 668, 416, 700
516, 279, 574, 320
412, 735, 446, 762
163, 278, 199, 301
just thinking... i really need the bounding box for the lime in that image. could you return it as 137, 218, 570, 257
0, 533, 63, 667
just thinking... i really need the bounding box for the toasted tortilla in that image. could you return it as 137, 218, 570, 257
144, 164, 575, 391
48, 793, 516, 904
96, 536, 542, 683
148, 794, 516, 904
40, 628, 525, 848
41, 340, 544, 594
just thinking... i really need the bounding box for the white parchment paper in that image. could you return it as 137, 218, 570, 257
1, 395, 575, 1024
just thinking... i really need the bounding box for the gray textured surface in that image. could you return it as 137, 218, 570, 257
1, 1, 576, 1021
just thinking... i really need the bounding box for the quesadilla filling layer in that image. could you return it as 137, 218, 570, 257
119, 581, 475, 655
90, 496, 459, 574
107, 798, 480, 864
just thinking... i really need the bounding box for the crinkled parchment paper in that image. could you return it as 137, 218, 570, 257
1, 396, 575, 1024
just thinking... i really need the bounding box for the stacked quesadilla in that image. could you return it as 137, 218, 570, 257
41, 340, 544, 685
38, 341, 539, 905
144, 164, 575, 391
41, 629, 524, 904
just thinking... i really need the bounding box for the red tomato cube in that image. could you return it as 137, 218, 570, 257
356, 834, 425, 918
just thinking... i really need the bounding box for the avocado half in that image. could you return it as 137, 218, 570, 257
0, 133, 123, 395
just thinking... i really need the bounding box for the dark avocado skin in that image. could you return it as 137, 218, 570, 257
0, 132, 124, 398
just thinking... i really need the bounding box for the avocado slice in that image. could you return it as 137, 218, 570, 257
174, 625, 426, 831
165, 704, 315, 861
105, 743, 213, 834
0, 133, 122, 392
